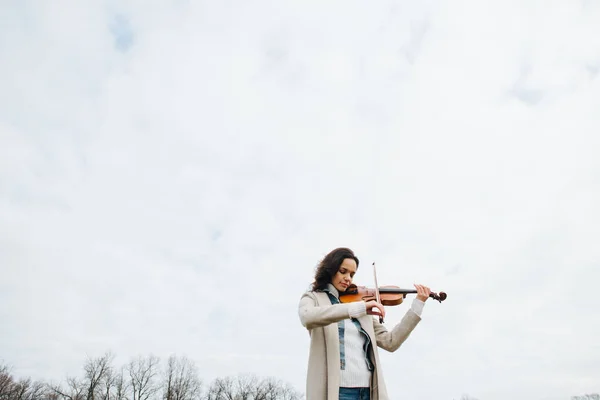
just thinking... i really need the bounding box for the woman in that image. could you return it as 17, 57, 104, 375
298, 247, 431, 400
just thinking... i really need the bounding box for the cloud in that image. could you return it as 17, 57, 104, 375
1, 1, 599, 399
109, 14, 134, 52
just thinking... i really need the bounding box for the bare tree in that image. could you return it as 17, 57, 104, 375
205, 377, 234, 400
272, 380, 302, 400
12, 378, 32, 400
234, 375, 258, 400
9, 378, 48, 400
572, 394, 600, 400
204, 375, 303, 400
253, 377, 281, 400
162, 355, 202, 400
253, 377, 302, 400
278, 383, 303, 400
97, 369, 115, 400
48, 376, 86, 400
127, 355, 160, 400
42, 390, 61, 400
0, 364, 15, 400
96, 364, 129, 400
112, 367, 129, 400
83, 353, 114, 400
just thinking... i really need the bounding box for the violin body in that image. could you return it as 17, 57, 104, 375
340, 284, 405, 306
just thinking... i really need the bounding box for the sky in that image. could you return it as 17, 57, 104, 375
1, 0, 599, 399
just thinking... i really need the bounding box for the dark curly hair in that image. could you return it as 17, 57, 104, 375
311, 247, 359, 291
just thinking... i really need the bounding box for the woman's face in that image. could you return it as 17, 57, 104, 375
331, 258, 357, 292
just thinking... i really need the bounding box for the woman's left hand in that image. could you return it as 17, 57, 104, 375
414, 284, 431, 302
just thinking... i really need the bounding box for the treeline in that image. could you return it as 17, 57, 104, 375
2, 353, 597, 400
571, 395, 600, 400
0, 352, 303, 400
456, 393, 600, 400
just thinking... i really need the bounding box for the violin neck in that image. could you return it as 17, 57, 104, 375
378, 288, 418, 295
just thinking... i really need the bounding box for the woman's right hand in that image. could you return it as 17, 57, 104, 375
365, 300, 385, 319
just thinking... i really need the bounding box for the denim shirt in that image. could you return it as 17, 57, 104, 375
322, 284, 374, 371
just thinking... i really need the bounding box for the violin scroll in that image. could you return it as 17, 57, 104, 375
430, 291, 447, 303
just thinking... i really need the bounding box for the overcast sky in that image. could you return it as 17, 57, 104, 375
1, 1, 599, 399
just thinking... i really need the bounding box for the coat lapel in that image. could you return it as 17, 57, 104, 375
313, 291, 342, 399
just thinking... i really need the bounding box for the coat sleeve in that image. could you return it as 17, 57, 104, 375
372, 309, 422, 352
298, 291, 356, 330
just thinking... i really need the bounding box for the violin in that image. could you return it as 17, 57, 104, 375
338, 262, 447, 323
339, 284, 447, 305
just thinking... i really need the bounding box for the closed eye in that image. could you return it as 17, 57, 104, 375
339, 268, 355, 278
